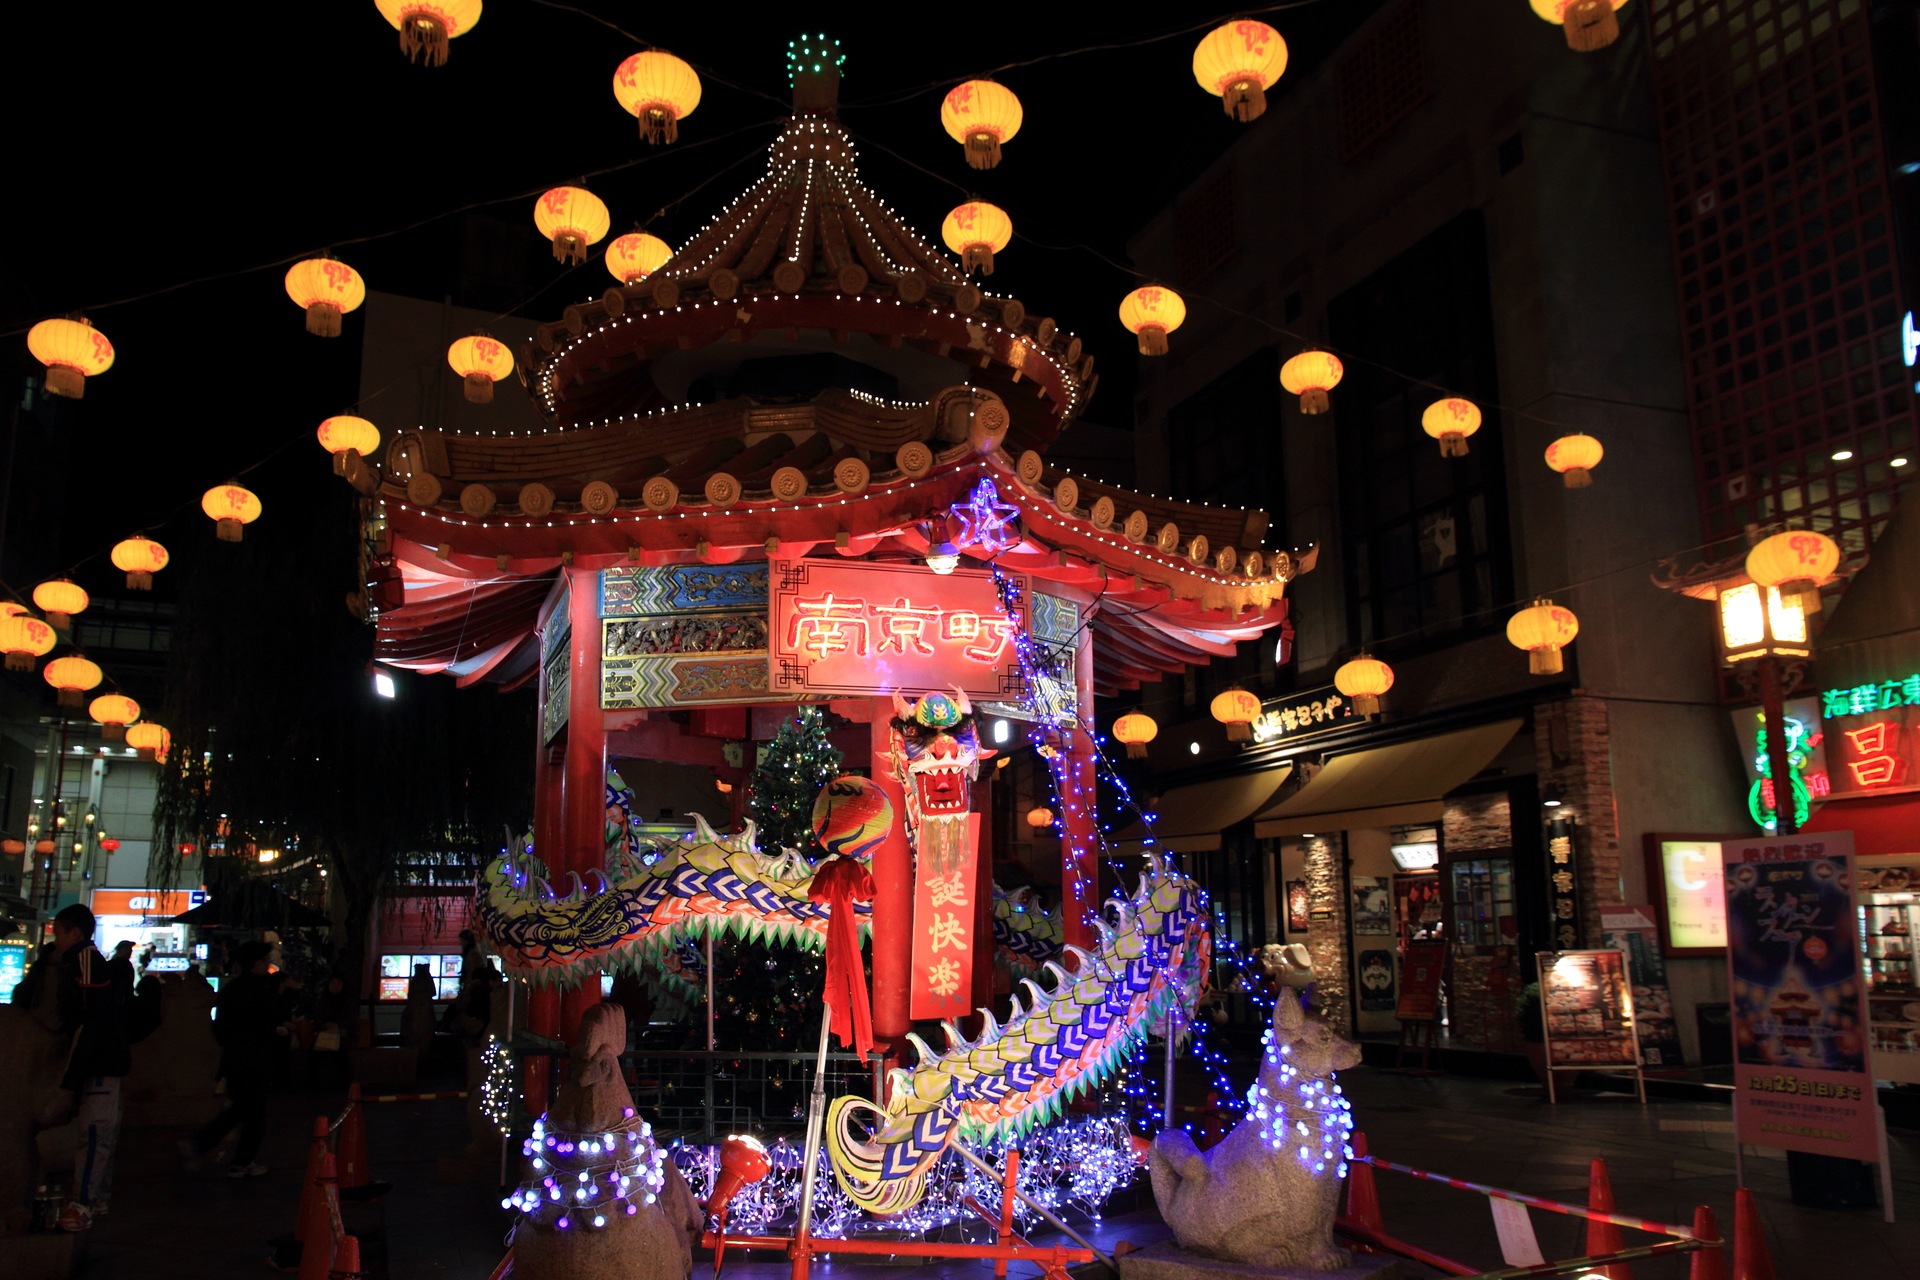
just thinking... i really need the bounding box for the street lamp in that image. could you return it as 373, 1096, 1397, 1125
1713, 580, 1813, 834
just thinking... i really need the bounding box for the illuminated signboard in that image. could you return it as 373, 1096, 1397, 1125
1818, 672, 1920, 799
1642, 835, 1728, 955
768, 559, 1027, 700
1904, 310, 1917, 368
1247, 683, 1363, 746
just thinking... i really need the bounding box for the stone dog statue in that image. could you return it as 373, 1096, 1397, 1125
1150, 993, 1362, 1270
512, 1003, 704, 1280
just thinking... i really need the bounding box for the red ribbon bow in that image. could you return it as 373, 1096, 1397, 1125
808, 855, 875, 1059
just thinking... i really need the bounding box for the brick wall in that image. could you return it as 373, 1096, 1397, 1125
1442, 792, 1510, 853
1534, 695, 1620, 945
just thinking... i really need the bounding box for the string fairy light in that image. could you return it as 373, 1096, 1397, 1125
504, 1108, 670, 1232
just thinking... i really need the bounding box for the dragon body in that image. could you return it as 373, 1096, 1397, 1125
824, 854, 1209, 1213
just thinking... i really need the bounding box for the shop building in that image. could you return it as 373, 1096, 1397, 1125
1121, 0, 1760, 1060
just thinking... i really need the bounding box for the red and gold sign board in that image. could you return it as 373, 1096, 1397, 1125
769, 560, 1025, 700
1395, 943, 1445, 1022
910, 813, 982, 1022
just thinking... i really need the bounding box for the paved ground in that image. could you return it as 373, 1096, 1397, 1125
55, 1070, 1920, 1278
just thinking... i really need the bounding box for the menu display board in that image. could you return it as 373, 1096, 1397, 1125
378, 952, 461, 1001
1536, 950, 1640, 1070
1643, 834, 1729, 955
1724, 833, 1881, 1163
1598, 905, 1685, 1067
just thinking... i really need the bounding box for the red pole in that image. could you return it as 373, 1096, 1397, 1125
868, 706, 913, 1082
971, 771, 996, 1037
525, 596, 568, 1111
1057, 632, 1097, 953
559, 566, 608, 1040
1759, 658, 1796, 835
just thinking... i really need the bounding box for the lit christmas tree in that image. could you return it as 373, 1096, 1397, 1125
709, 708, 847, 1053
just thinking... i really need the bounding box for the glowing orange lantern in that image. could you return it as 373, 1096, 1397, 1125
1746, 529, 1841, 615
376, 0, 482, 66
605, 232, 672, 285
941, 202, 1013, 277
34, 840, 54, 857
1113, 711, 1158, 760
1530, 0, 1629, 52
100, 838, 120, 854
32, 580, 88, 631
0, 839, 21, 857
613, 51, 701, 145
448, 335, 516, 404
1025, 806, 1055, 831
90, 693, 140, 741
1507, 599, 1579, 675
203, 483, 262, 542
1279, 350, 1343, 415
1119, 287, 1187, 357
1422, 397, 1482, 457
317, 415, 382, 475
940, 80, 1023, 170
1193, 20, 1289, 122
534, 186, 611, 265
284, 258, 366, 337
44, 656, 103, 708
1544, 434, 1604, 488
111, 535, 170, 590
1334, 655, 1394, 716
1210, 687, 1262, 742
126, 722, 170, 763
0, 614, 56, 672
27, 317, 114, 399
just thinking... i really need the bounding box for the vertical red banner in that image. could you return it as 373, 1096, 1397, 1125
910, 813, 981, 1022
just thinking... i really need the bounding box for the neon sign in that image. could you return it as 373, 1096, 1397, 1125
1903, 310, 1917, 368
769, 560, 1027, 699
1748, 714, 1819, 833
1839, 721, 1908, 789
1822, 674, 1920, 718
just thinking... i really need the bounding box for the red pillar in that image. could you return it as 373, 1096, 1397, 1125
1057, 632, 1097, 953
560, 566, 608, 1040
868, 708, 913, 1076
525, 600, 567, 1109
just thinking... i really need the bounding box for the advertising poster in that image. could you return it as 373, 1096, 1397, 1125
1358, 949, 1397, 1011
1537, 950, 1640, 1068
1286, 880, 1310, 934
1724, 833, 1879, 1162
1351, 876, 1392, 934
1598, 905, 1684, 1067
1395, 874, 1444, 943
0, 942, 27, 1005
1396, 943, 1445, 1022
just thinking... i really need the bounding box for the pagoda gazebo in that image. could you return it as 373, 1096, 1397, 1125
364, 52, 1303, 1094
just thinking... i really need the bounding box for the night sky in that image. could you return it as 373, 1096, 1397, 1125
0, 2, 1381, 615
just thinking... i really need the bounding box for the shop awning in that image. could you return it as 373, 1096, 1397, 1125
1800, 790, 1920, 857
1113, 766, 1294, 853
1253, 719, 1523, 838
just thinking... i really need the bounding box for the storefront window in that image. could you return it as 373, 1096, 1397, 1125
1450, 857, 1515, 946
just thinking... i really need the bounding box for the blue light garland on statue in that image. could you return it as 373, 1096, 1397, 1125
1247, 1029, 1353, 1178
504, 1109, 669, 1231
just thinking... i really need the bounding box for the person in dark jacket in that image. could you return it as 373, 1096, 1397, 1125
14, 905, 132, 1231
180, 940, 285, 1177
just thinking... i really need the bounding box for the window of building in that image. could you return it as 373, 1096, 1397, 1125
1328, 212, 1511, 650
1167, 347, 1285, 515
1449, 857, 1515, 947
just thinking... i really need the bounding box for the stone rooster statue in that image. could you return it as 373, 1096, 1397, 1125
1149, 992, 1362, 1270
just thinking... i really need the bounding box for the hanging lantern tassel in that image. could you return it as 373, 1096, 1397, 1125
964, 244, 995, 275
1563, 0, 1621, 52
398, 14, 451, 67
464, 372, 495, 404
215, 518, 243, 543
1126, 740, 1149, 760
553, 233, 582, 266
305, 302, 343, 338
1135, 325, 1169, 357
1222, 77, 1267, 122
641, 106, 678, 146
965, 130, 1000, 169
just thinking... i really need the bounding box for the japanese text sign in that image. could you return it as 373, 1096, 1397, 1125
1247, 683, 1362, 746
1723, 832, 1880, 1162
1819, 675, 1920, 798
911, 813, 981, 1021
769, 560, 1025, 700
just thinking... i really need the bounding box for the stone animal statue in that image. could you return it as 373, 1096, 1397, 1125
511, 1003, 704, 1280
1150, 993, 1361, 1270
0, 1003, 74, 1234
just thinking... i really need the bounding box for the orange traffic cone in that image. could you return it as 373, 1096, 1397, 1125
298, 1152, 339, 1280
1345, 1131, 1384, 1235
294, 1116, 331, 1241
1584, 1157, 1631, 1280
1731, 1188, 1777, 1280
329, 1234, 363, 1279
1688, 1204, 1727, 1280
338, 1085, 370, 1190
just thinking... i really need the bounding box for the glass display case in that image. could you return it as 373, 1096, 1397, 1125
1858, 856, 1920, 1085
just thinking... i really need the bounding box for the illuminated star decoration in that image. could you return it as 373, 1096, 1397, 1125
950, 478, 1022, 556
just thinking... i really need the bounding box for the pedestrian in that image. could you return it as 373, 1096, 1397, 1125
12, 904, 132, 1231
180, 940, 284, 1177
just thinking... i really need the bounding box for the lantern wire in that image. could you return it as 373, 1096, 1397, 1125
527, 0, 793, 112
839, 1, 1330, 110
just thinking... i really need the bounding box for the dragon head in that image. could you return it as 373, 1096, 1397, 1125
888, 688, 989, 821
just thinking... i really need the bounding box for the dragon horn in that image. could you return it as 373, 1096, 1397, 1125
1043, 961, 1074, 990
904, 1031, 939, 1065
1005, 992, 1026, 1020
562, 870, 585, 902
1020, 978, 1051, 1010
976, 1007, 1001, 1040
940, 1020, 968, 1050
1061, 944, 1103, 978
584, 868, 608, 896
891, 690, 913, 721
690, 812, 722, 845
951, 686, 972, 716
530, 875, 553, 900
